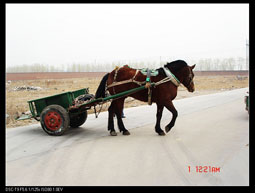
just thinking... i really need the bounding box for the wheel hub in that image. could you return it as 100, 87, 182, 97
44, 111, 62, 130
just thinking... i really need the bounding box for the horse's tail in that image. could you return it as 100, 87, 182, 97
95, 73, 109, 98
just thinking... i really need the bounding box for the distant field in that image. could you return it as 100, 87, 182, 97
6, 71, 249, 81
5, 73, 249, 128
6, 72, 106, 81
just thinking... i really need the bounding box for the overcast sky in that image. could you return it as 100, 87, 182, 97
6, 4, 249, 67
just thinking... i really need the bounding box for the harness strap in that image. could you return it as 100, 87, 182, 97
111, 67, 120, 94
108, 67, 181, 90
154, 77, 173, 86
106, 67, 181, 106
107, 69, 144, 89
162, 67, 181, 87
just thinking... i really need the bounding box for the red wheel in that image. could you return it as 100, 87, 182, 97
40, 105, 70, 136
44, 111, 63, 131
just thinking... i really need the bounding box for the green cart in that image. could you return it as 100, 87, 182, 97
27, 88, 89, 136
21, 83, 153, 136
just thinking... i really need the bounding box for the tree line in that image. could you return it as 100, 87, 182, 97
6, 57, 248, 73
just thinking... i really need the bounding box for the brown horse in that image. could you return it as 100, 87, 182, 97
95, 60, 195, 136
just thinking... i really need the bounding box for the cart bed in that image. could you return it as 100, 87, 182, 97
28, 88, 89, 118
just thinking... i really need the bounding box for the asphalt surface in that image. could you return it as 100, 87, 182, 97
6, 88, 249, 186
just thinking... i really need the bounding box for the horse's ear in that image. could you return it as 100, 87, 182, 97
190, 64, 196, 69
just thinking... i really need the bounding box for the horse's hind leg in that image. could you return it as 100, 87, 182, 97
155, 103, 165, 136
108, 99, 130, 136
114, 98, 130, 135
164, 101, 178, 133
108, 102, 117, 136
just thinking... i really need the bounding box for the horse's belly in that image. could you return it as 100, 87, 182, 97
130, 91, 148, 102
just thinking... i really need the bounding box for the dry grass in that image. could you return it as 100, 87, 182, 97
6, 75, 248, 128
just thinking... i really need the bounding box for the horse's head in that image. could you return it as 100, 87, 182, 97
164, 60, 196, 92
180, 64, 196, 92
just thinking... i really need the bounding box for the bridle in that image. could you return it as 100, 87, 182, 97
185, 67, 194, 88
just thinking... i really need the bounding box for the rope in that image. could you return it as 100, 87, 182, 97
93, 68, 180, 118
93, 85, 145, 118
107, 69, 179, 90
93, 76, 176, 118
107, 69, 143, 89
107, 79, 145, 88
93, 101, 106, 118
154, 77, 173, 86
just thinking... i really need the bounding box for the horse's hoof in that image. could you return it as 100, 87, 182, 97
123, 130, 130, 135
158, 131, 166, 136
165, 126, 172, 133
110, 131, 117, 136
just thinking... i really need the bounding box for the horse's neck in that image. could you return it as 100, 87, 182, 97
167, 67, 184, 83
157, 67, 181, 81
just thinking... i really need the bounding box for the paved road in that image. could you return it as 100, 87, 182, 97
6, 88, 249, 186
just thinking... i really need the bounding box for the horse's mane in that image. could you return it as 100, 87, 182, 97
165, 60, 188, 71
157, 60, 188, 76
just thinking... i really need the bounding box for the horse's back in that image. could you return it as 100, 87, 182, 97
108, 66, 139, 83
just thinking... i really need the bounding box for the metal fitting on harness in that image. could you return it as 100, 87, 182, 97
145, 68, 151, 89
145, 68, 152, 105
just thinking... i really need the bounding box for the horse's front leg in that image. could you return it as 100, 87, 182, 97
155, 103, 165, 136
164, 100, 178, 133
